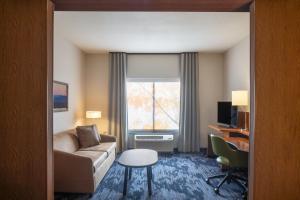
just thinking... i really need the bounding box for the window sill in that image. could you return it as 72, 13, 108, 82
128, 130, 178, 135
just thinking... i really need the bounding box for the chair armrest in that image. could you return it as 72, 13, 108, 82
100, 134, 116, 142
54, 150, 94, 178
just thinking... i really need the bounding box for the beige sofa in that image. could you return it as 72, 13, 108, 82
54, 129, 116, 194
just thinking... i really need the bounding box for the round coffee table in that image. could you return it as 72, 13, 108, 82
118, 149, 158, 196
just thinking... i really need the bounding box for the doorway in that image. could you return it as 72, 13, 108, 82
50, 1, 253, 199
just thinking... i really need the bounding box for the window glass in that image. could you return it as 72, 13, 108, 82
127, 81, 180, 131
127, 82, 153, 130
154, 82, 180, 130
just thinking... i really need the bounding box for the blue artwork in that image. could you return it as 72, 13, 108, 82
53, 81, 68, 112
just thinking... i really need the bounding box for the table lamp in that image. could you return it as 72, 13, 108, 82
86, 111, 101, 130
232, 90, 248, 130
86, 111, 102, 119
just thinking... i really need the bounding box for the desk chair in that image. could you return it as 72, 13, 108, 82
205, 134, 248, 195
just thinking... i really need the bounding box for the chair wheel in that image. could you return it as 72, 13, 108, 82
214, 188, 219, 194
205, 178, 209, 183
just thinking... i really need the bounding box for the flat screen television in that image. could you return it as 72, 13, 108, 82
218, 101, 232, 126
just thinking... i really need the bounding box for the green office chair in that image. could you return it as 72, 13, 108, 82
205, 134, 248, 195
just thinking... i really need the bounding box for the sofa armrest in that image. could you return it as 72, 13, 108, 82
54, 150, 94, 178
100, 134, 116, 143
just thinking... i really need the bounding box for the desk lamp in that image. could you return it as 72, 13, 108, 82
232, 91, 248, 130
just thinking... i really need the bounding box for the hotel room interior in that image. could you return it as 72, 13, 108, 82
52, 11, 251, 200
1, 1, 299, 200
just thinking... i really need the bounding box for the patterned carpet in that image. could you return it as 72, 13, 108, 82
55, 153, 247, 200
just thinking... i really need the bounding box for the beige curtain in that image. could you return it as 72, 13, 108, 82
178, 52, 200, 152
108, 52, 128, 152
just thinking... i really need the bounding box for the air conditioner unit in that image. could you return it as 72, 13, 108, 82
134, 135, 174, 152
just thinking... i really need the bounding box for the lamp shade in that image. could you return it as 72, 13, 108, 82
232, 90, 248, 106
86, 111, 101, 119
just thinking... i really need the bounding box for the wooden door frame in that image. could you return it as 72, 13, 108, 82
49, 0, 254, 199
48, 1, 54, 199
248, 2, 255, 199
53, 0, 252, 11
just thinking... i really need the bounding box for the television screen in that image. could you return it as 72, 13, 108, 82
218, 102, 232, 125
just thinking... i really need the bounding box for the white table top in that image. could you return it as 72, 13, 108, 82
118, 149, 158, 167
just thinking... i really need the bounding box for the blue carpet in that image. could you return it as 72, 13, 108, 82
55, 153, 246, 200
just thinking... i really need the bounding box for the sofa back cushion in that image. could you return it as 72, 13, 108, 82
54, 129, 79, 153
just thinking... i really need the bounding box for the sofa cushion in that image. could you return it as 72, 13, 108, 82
54, 129, 79, 153
80, 142, 116, 155
76, 125, 100, 148
73, 150, 107, 171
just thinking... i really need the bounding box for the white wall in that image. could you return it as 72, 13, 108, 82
223, 36, 250, 109
84, 54, 110, 134
53, 32, 85, 133
199, 53, 224, 148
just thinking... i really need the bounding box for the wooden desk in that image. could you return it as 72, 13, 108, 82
207, 125, 249, 156
208, 125, 249, 136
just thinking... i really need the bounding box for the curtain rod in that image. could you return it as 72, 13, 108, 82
126, 53, 180, 55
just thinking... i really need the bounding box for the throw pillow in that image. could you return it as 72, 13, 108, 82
76, 124, 101, 148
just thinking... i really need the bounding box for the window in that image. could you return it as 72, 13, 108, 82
127, 81, 180, 131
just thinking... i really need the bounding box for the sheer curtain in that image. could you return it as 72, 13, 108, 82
178, 52, 200, 152
108, 52, 128, 152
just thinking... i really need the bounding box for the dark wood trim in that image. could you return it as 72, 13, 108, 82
0, 0, 53, 199
250, 1, 300, 199
47, 1, 54, 199
54, 0, 252, 12
249, 2, 255, 199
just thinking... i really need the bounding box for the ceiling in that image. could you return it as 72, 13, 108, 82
54, 12, 249, 53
